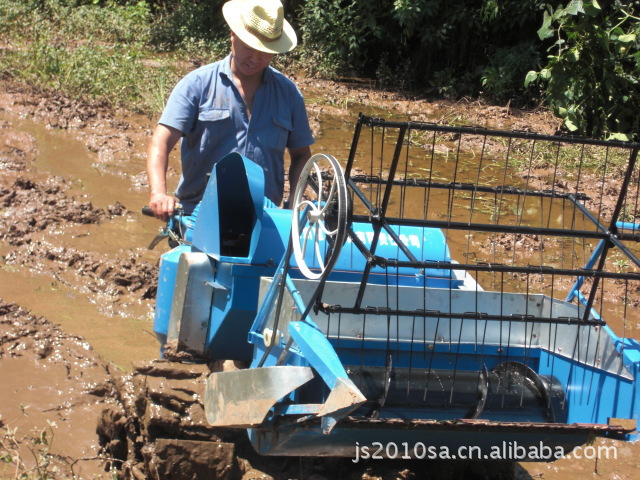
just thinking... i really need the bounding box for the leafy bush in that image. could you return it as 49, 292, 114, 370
149, 0, 229, 61
297, 0, 547, 102
297, 0, 386, 77
526, 0, 640, 140
481, 42, 540, 103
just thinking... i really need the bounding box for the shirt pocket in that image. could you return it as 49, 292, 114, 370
268, 116, 293, 152
197, 108, 231, 147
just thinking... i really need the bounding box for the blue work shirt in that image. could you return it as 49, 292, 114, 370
159, 54, 314, 213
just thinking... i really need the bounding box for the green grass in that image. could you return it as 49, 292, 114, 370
0, 0, 224, 115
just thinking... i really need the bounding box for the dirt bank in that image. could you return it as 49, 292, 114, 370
1, 77, 638, 479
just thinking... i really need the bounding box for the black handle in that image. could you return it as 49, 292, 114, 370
142, 206, 154, 217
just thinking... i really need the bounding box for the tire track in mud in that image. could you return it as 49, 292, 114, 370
0, 85, 172, 479
0, 175, 158, 314
0, 300, 117, 479
1, 81, 161, 316
1, 176, 116, 244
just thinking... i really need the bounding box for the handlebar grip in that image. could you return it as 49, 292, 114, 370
142, 203, 184, 218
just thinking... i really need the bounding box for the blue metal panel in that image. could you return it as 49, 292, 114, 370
620, 336, 640, 441
288, 320, 345, 389
247, 210, 458, 282
192, 152, 265, 263
205, 263, 275, 361
250, 207, 290, 265
537, 349, 637, 428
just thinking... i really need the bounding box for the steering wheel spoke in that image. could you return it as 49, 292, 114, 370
291, 153, 348, 280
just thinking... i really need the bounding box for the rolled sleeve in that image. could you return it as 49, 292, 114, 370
287, 89, 315, 150
159, 73, 203, 135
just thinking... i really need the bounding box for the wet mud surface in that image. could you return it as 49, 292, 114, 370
0, 300, 116, 478
1, 77, 639, 479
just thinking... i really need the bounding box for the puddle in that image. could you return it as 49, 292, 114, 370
0, 266, 158, 367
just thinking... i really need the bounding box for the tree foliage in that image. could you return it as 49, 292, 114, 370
298, 0, 549, 101
3, 0, 640, 140
526, 0, 640, 140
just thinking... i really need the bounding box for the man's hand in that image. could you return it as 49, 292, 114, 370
148, 192, 177, 221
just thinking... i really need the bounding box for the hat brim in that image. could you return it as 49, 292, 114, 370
223, 1, 297, 54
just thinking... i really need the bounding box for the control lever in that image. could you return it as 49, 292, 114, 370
142, 204, 184, 250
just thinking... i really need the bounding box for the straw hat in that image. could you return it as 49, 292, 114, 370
223, 0, 297, 54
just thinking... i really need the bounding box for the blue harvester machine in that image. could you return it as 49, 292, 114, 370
152, 114, 640, 459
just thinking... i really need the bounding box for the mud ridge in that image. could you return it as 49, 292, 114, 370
0, 176, 124, 245
4, 242, 157, 302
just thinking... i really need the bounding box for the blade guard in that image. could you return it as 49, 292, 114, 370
288, 320, 367, 433
204, 366, 314, 427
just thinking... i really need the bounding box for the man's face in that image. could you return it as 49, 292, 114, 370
230, 33, 275, 79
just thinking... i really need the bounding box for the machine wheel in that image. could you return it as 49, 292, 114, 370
291, 153, 348, 280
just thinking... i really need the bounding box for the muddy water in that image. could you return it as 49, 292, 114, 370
2, 95, 640, 479
0, 112, 163, 367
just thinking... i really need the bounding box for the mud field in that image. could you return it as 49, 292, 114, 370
1, 77, 639, 479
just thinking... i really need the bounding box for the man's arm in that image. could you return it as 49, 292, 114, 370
287, 145, 311, 206
147, 124, 183, 220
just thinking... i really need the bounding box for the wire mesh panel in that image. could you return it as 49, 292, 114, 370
339, 114, 640, 320
306, 113, 640, 425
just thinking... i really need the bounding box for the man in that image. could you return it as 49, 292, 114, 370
147, 0, 314, 221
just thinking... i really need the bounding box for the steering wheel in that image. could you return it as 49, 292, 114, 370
290, 153, 348, 280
